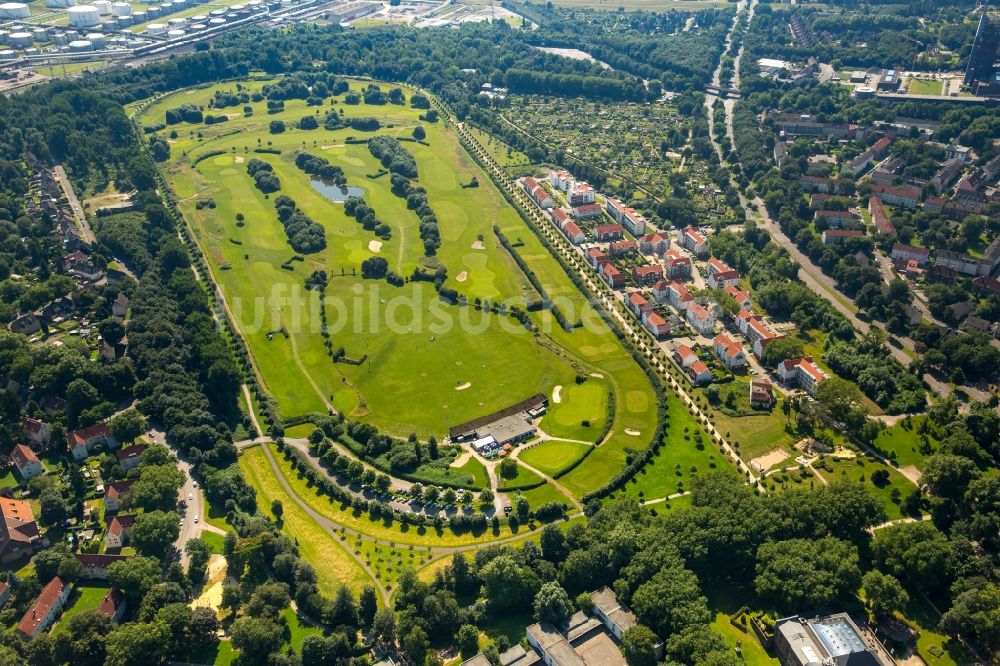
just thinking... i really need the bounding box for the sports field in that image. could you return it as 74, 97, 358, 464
144, 77, 659, 497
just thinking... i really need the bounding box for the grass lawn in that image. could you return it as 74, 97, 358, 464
267, 444, 521, 547
354, 539, 431, 591
520, 481, 573, 509
466, 126, 532, 168
52, 585, 109, 634
284, 423, 316, 439
280, 606, 322, 651
202, 494, 231, 533
908, 79, 944, 95
498, 463, 544, 490
240, 447, 374, 594
708, 396, 797, 463
519, 440, 592, 477
453, 456, 490, 489
185, 639, 238, 666
620, 393, 736, 501
873, 416, 936, 471
540, 380, 610, 442
810, 455, 919, 521
199, 530, 227, 554
0, 469, 18, 489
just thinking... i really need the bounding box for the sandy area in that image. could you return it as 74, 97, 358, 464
589, 373, 604, 378
368, 240, 382, 252
234, 155, 245, 164
456, 382, 471, 390
751, 448, 790, 472
624, 428, 641, 436
456, 271, 468, 282
190, 555, 228, 611
552, 385, 563, 404
471, 240, 485, 250
898, 465, 921, 484
450, 449, 472, 467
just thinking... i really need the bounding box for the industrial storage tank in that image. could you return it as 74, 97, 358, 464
191, 13, 205, 20
47, 0, 76, 7
167, 16, 184, 26
68, 39, 93, 51
131, 10, 144, 21
110, 2, 129, 16
31, 27, 49, 41
0, 3, 30, 19
159, 2, 172, 12
92, 0, 111, 13
145, 5, 159, 16
114, 14, 131, 25
8, 32, 33, 48
166, 28, 183, 37
85, 31, 105, 48
208, 8, 223, 15
0, 31, 8, 44
172, 0, 185, 8
0, 49, 16, 61
68, 5, 101, 26
207, 16, 224, 25
145, 22, 165, 34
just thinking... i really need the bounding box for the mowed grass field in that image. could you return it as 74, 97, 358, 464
520, 440, 592, 477
144, 78, 659, 498
240, 447, 374, 594
540, 380, 609, 442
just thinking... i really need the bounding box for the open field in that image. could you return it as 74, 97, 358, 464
907, 79, 944, 95
519, 440, 592, 477
810, 455, 918, 521
498, 463, 544, 490
873, 416, 936, 471
240, 447, 374, 594
144, 77, 658, 498
52, 585, 110, 634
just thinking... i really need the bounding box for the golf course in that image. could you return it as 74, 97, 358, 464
141, 77, 661, 497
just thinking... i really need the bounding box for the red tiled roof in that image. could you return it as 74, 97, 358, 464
97, 587, 125, 618
107, 514, 136, 537
634, 265, 663, 278
572, 204, 602, 215
66, 423, 109, 449
682, 226, 705, 244
824, 229, 865, 238
551, 208, 569, 223
563, 221, 583, 238
105, 480, 135, 501
629, 292, 649, 307
610, 240, 638, 252
23, 419, 46, 436
688, 303, 710, 320
595, 224, 623, 236
749, 317, 776, 341
10, 444, 39, 470
707, 257, 731, 274
723, 285, 749, 302
75, 553, 128, 571
17, 577, 67, 638
115, 444, 145, 464
645, 312, 667, 327
674, 344, 695, 360
602, 263, 623, 277
689, 360, 710, 375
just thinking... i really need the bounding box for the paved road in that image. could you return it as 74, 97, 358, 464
53, 165, 95, 244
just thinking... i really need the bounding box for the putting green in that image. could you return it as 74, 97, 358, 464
540, 380, 609, 442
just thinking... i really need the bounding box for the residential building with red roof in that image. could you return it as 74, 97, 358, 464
666, 281, 693, 311
104, 514, 136, 550
814, 209, 857, 228
10, 444, 42, 480
550, 208, 569, 228
723, 285, 751, 310
97, 587, 127, 623
561, 221, 585, 245
604, 197, 647, 236
868, 196, 896, 235
567, 182, 595, 207
75, 553, 129, 580
116, 444, 146, 471
628, 292, 653, 317
639, 232, 671, 256
712, 333, 746, 369
672, 344, 697, 368
705, 257, 740, 289
104, 480, 135, 514
652, 280, 670, 303
601, 263, 624, 289
798, 175, 838, 194
686, 303, 716, 335
633, 264, 664, 285
587, 248, 610, 269
749, 378, 774, 407
22, 419, 51, 448
777, 358, 827, 394
686, 360, 712, 385
679, 226, 707, 256
594, 224, 624, 242
664, 249, 692, 279
821, 229, 865, 245
548, 170, 574, 191
642, 311, 670, 339
0, 498, 40, 563
890, 243, 930, 266
0, 581, 9, 609
870, 183, 920, 209
17, 577, 70, 640
609, 240, 638, 257
571, 203, 603, 220
66, 422, 116, 460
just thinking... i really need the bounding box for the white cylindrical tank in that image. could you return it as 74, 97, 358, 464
191, 13, 205, 20
85, 31, 105, 48
167, 17, 184, 26
92, 0, 110, 13
208, 8, 223, 15
159, 1, 172, 12
68, 39, 92, 51
114, 14, 131, 25
172, 0, 186, 7
131, 10, 144, 21
52, 32, 69, 45
8, 32, 33, 48
47, 0, 76, 7
0, 3, 30, 19
0, 31, 8, 44
31, 27, 49, 41
166, 28, 183, 37
68, 5, 101, 26
145, 22, 165, 34
111, 2, 129, 16
208, 16, 223, 25
0, 49, 16, 60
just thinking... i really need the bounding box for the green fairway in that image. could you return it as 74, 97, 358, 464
145, 77, 659, 499
540, 380, 610, 442
53, 585, 110, 634
240, 447, 374, 594
519, 440, 592, 477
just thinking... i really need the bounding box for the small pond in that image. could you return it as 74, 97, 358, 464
311, 178, 364, 202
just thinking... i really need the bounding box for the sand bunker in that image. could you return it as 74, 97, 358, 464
552, 385, 563, 404
234, 155, 245, 164
450, 450, 472, 467
368, 240, 382, 252
456, 382, 472, 390
624, 429, 641, 436
456, 271, 468, 282
751, 448, 790, 472
471, 240, 485, 250
590, 372, 604, 378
